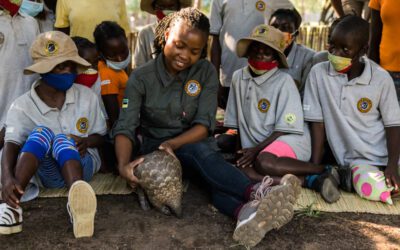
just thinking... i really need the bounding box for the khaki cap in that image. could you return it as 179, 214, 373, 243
236, 24, 289, 68
24, 31, 90, 75
140, 0, 192, 15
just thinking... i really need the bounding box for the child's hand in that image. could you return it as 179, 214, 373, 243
1, 177, 24, 208
236, 147, 260, 168
384, 164, 400, 191
69, 134, 88, 156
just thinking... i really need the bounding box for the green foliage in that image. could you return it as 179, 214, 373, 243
295, 202, 323, 218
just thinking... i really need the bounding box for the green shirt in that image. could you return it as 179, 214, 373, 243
112, 54, 219, 142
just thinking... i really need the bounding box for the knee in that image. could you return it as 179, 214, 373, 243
52, 134, 80, 168
178, 142, 215, 159
255, 152, 280, 176
21, 126, 55, 161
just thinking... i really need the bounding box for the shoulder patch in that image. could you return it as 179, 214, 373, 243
255, 0, 266, 11
357, 98, 372, 113
184, 80, 202, 97
258, 98, 270, 113
76, 117, 89, 133
285, 113, 297, 125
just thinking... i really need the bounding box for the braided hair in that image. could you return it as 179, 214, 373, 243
153, 7, 210, 58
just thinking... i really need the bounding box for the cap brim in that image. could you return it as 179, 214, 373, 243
236, 38, 289, 69
24, 55, 91, 75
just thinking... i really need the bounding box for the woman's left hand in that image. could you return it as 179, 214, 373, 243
159, 141, 178, 159
236, 147, 260, 168
384, 163, 400, 191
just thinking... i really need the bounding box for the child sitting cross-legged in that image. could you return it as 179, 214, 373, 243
224, 24, 341, 204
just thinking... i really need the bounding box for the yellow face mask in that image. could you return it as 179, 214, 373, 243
328, 52, 353, 73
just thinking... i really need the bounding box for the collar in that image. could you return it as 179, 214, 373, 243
155, 53, 189, 87
30, 79, 75, 115
327, 56, 372, 85
242, 66, 279, 86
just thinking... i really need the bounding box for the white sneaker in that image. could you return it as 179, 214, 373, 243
67, 180, 97, 238
0, 203, 23, 235
233, 178, 298, 247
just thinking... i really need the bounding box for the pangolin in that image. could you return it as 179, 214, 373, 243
134, 150, 183, 217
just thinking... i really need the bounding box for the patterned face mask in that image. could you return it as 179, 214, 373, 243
0, 0, 22, 16
328, 52, 353, 73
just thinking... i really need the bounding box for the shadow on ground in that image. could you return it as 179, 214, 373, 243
1, 184, 400, 249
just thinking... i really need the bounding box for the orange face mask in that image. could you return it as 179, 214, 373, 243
282, 30, 298, 49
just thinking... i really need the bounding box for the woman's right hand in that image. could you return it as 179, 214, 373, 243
118, 157, 144, 188
1, 176, 24, 208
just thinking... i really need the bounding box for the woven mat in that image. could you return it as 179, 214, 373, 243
39, 173, 400, 215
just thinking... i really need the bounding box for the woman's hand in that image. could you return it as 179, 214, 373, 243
118, 157, 144, 188
159, 141, 178, 159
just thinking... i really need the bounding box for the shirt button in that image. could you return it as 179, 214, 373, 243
342, 97, 346, 100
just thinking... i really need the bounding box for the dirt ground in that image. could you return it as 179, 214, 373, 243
1, 184, 400, 250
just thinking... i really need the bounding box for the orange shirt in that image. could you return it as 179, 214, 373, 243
98, 60, 128, 107
369, 0, 400, 71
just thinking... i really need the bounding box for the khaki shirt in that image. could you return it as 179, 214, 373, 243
5, 80, 108, 172
281, 43, 315, 93
133, 23, 157, 68
112, 54, 219, 142
225, 67, 311, 161
209, 0, 294, 87
0, 11, 39, 127
303, 57, 400, 166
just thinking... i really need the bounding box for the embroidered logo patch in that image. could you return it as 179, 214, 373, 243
122, 98, 129, 108
45, 40, 58, 56
255, 0, 266, 11
357, 98, 372, 113
285, 113, 297, 125
184, 80, 202, 97
258, 98, 270, 113
0, 32, 4, 46
76, 117, 89, 133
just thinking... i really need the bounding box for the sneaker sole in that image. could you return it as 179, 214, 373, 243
0, 224, 22, 235
281, 174, 302, 203
233, 185, 296, 247
68, 181, 97, 238
321, 177, 340, 203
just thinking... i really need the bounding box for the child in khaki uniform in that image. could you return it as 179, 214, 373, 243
0, 31, 107, 237
225, 24, 340, 204
303, 15, 400, 204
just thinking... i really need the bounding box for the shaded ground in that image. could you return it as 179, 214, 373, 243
1, 184, 400, 249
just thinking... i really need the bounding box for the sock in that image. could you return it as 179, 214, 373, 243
52, 134, 81, 168
305, 174, 319, 189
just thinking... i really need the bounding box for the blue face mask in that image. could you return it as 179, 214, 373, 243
105, 51, 131, 71
41, 73, 77, 91
19, 0, 44, 17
